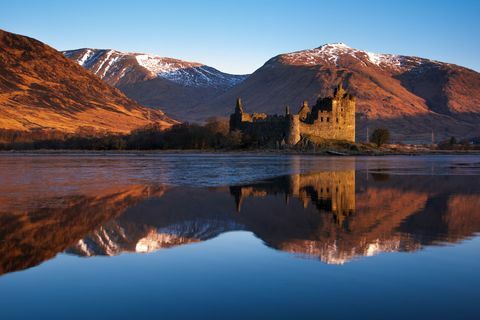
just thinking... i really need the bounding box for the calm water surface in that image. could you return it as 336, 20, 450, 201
0, 153, 479, 319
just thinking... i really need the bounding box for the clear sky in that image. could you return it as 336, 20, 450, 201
1, 0, 478, 74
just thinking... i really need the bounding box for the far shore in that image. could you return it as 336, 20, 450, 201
1, 148, 479, 156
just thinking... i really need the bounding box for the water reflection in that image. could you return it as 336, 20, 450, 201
230, 170, 480, 264
1, 159, 479, 276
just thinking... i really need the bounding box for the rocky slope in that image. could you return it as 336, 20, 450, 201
63, 48, 248, 120
195, 43, 480, 142
0, 29, 177, 134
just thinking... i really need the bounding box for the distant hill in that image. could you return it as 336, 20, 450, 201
0, 29, 177, 134
63, 48, 248, 120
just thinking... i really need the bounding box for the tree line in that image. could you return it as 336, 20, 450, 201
0, 118, 244, 150
0, 121, 478, 151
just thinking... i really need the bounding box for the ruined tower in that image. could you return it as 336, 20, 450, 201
286, 111, 301, 145
300, 83, 356, 142
229, 97, 252, 131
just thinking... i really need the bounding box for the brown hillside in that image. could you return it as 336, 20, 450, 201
0, 29, 177, 133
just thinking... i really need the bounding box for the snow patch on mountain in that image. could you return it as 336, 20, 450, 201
64, 48, 248, 89
135, 54, 199, 74
77, 49, 95, 66
134, 53, 247, 88
365, 51, 401, 67
281, 43, 433, 71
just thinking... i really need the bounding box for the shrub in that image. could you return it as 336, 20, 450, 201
370, 128, 390, 147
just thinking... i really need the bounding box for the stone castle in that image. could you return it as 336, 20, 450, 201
229, 83, 356, 144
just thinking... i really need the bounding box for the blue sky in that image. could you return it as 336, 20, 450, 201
1, 0, 478, 74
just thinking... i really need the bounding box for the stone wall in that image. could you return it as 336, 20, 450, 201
239, 116, 290, 144
299, 107, 355, 142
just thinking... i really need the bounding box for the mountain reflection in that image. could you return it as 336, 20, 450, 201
1, 168, 480, 275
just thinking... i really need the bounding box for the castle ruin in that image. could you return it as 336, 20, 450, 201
229, 83, 356, 144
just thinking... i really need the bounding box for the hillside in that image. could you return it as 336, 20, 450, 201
195, 44, 480, 142
0, 29, 177, 134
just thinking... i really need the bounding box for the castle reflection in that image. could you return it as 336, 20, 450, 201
230, 170, 355, 225
1, 165, 480, 275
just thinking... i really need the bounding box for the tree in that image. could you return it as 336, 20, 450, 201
449, 136, 457, 146
204, 117, 229, 136
370, 128, 390, 147
225, 130, 243, 148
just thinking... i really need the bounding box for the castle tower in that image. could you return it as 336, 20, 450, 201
333, 83, 356, 143
230, 97, 246, 131
298, 100, 311, 121
235, 97, 244, 113
286, 114, 300, 145
314, 82, 355, 143
334, 82, 346, 98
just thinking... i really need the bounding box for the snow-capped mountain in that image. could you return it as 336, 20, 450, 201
64, 48, 247, 89
196, 43, 480, 142
63, 48, 248, 119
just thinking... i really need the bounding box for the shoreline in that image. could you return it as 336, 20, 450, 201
0, 149, 479, 156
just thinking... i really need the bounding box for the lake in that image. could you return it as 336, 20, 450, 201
0, 153, 479, 319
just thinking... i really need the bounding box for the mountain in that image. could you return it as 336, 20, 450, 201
0, 29, 177, 134
63, 48, 248, 120
195, 43, 480, 142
